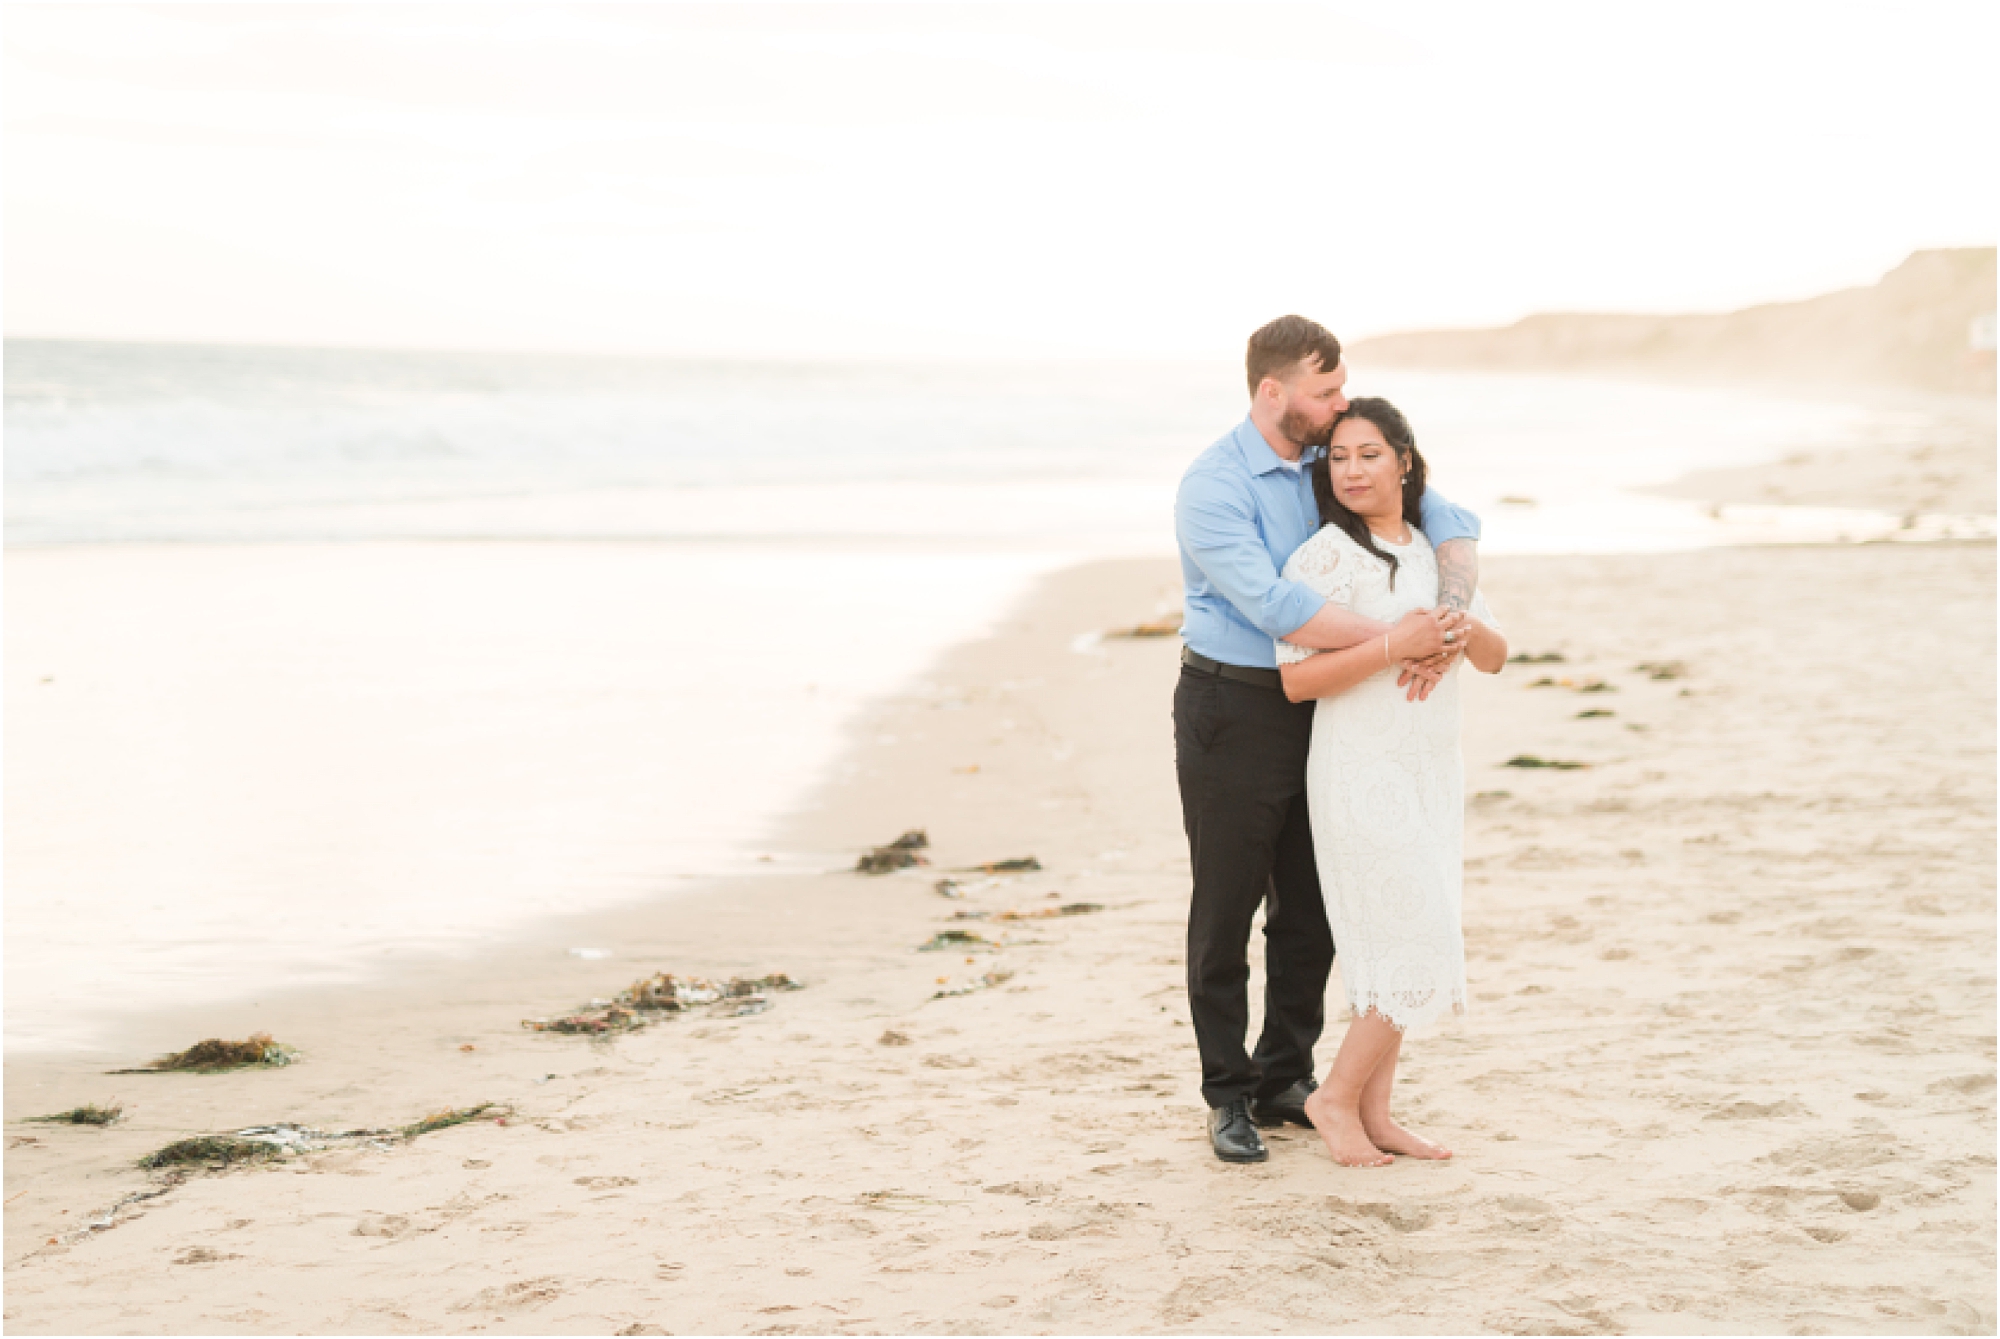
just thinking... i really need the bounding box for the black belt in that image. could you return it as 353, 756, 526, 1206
1181, 647, 1284, 691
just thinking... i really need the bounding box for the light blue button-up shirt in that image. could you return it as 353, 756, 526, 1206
1175, 416, 1481, 669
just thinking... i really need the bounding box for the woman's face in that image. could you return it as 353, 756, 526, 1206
1326, 416, 1405, 522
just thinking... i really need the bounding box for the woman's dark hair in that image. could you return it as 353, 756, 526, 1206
1310, 397, 1427, 588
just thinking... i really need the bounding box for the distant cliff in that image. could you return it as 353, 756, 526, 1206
1353, 248, 1996, 396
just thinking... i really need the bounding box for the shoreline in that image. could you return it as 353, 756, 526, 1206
1642, 391, 1994, 519
6, 538, 1993, 1333
2, 538, 1081, 1056
28, 399, 1993, 1065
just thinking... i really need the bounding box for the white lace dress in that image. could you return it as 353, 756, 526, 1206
1275, 524, 1495, 1033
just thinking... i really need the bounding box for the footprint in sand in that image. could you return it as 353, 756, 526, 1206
1761, 1132, 1905, 1174
1649, 1197, 1709, 1220
450, 1278, 564, 1314
575, 1176, 638, 1190
1327, 1198, 1434, 1232
173, 1248, 242, 1265
984, 1181, 1058, 1198
1496, 1195, 1553, 1215
1705, 1098, 1809, 1120
921, 1054, 977, 1069
352, 1214, 413, 1239
1491, 1195, 1560, 1233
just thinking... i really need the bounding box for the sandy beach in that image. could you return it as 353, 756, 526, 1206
5, 523, 1993, 1333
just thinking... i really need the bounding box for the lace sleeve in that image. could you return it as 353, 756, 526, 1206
1275, 636, 1316, 666
1471, 588, 1500, 632
1274, 529, 1354, 665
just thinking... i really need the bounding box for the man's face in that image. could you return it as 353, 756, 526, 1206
1271, 357, 1350, 449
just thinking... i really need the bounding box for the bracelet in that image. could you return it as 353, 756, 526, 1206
1381, 634, 1392, 667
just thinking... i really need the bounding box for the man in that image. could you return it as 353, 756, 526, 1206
1174, 315, 1481, 1163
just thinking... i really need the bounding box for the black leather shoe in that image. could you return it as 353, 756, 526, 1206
1251, 1077, 1319, 1129
1207, 1098, 1268, 1163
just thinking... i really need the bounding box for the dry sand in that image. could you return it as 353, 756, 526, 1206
5, 535, 1994, 1335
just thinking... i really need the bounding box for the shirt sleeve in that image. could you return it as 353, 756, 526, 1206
1417, 485, 1482, 545
1176, 469, 1326, 641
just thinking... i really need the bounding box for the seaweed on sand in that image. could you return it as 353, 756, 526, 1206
139, 1135, 286, 1170
958, 856, 1041, 874
523, 972, 802, 1035
856, 830, 931, 874
25, 1102, 124, 1127
401, 1103, 500, 1138
992, 901, 1103, 921
930, 969, 1014, 1001
1527, 677, 1614, 694
1509, 651, 1566, 664
1104, 613, 1182, 638
112, 1032, 297, 1074
627, 972, 798, 1010
139, 1107, 508, 1173
918, 929, 995, 952
1503, 755, 1591, 770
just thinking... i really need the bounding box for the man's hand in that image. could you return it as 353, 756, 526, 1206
1394, 609, 1469, 701
1386, 607, 1455, 662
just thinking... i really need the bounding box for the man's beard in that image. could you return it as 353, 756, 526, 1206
1277, 404, 1335, 451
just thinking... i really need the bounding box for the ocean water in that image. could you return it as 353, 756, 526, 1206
2, 339, 1971, 1051
6, 338, 1970, 552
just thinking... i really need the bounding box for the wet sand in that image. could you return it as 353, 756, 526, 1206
4, 536, 1994, 1334
1646, 392, 1994, 518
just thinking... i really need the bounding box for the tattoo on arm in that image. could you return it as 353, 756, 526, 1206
1435, 538, 1479, 614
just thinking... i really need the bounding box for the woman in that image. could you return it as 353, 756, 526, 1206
1274, 397, 1506, 1168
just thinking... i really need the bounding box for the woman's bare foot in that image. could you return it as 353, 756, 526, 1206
1304, 1089, 1393, 1167
1361, 1115, 1452, 1160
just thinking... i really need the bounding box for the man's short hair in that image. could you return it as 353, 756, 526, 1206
1245, 316, 1343, 397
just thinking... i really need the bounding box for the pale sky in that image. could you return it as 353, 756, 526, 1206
6, 2, 1995, 360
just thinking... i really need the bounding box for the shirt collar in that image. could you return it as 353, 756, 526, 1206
1233, 416, 1321, 477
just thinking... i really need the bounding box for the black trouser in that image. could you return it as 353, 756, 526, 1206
1174, 664, 1334, 1110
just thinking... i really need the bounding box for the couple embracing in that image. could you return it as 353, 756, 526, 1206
1174, 315, 1507, 1168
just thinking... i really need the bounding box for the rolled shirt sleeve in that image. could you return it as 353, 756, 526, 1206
1176, 470, 1327, 641
1418, 486, 1481, 546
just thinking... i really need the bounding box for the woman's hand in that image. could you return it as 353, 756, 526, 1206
1461, 614, 1508, 674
